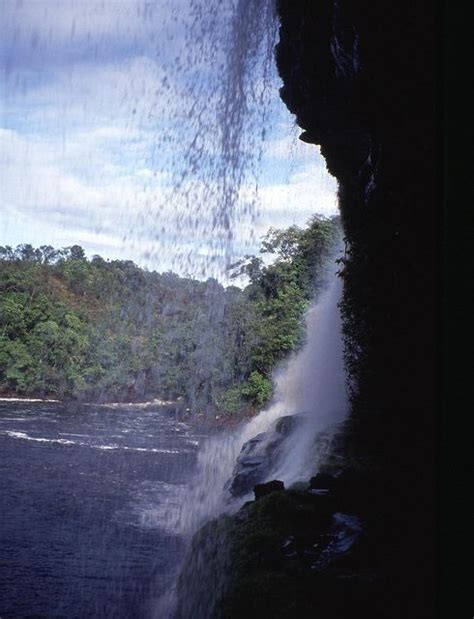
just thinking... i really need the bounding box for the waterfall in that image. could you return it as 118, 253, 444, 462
233, 248, 347, 486
267, 263, 347, 485
154, 249, 347, 617
172, 247, 347, 537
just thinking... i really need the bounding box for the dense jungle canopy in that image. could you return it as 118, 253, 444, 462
0, 215, 339, 413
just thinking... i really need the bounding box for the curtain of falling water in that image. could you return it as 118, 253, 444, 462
132, 0, 279, 278
1, 0, 279, 278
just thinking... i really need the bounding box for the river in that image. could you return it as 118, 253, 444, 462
0, 400, 205, 618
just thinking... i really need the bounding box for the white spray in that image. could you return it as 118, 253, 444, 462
268, 265, 347, 485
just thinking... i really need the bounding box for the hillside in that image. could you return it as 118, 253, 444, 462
0, 215, 338, 413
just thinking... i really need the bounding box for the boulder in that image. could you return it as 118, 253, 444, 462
224, 433, 269, 497
225, 414, 303, 498
273, 414, 301, 435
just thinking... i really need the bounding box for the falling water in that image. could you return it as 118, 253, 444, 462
268, 263, 347, 485
1, 1, 345, 616
133, 0, 280, 277
172, 247, 347, 537
153, 247, 348, 617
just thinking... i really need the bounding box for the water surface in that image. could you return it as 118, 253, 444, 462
0, 401, 202, 618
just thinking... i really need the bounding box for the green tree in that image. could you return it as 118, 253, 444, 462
0, 219, 339, 412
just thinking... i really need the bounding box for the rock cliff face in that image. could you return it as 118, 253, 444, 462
276, 0, 436, 616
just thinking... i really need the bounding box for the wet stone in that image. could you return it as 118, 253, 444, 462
225, 414, 303, 498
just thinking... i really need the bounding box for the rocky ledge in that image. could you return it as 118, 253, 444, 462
174, 474, 386, 619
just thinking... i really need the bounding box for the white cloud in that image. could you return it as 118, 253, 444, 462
0, 118, 338, 277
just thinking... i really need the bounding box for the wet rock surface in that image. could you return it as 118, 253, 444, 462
224, 414, 302, 498
274, 0, 436, 616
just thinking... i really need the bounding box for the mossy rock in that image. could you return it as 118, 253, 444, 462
174, 490, 341, 619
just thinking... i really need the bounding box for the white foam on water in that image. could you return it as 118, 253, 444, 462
0, 397, 60, 403
2, 430, 189, 454
3, 430, 77, 445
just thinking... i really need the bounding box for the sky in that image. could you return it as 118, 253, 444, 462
0, 0, 338, 280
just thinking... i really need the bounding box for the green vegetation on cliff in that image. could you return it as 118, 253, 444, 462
0, 215, 338, 410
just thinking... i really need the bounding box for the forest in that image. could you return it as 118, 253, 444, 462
0, 215, 339, 414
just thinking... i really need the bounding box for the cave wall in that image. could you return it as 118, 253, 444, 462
276, 0, 436, 614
